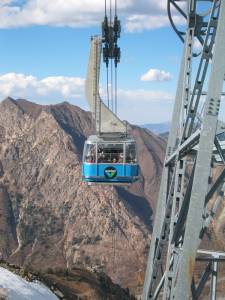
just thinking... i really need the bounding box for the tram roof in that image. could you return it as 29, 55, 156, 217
85, 135, 136, 144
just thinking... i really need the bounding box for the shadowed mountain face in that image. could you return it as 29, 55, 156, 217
0, 97, 166, 293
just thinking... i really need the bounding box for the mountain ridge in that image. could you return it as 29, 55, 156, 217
140, 121, 170, 135
0, 97, 166, 295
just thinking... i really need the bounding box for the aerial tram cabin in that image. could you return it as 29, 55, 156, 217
82, 135, 139, 184
82, 3, 139, 185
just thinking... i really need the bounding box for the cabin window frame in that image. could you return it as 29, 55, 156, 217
84, 142, 97, 164
125, 142, 138, 164
84, 140, 138, 165
97, 142, 124, 164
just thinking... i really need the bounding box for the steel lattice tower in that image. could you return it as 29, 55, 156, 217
142, 0, 225, 299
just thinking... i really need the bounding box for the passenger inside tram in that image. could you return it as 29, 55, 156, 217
85, 143, 137, 164
85, 144, 96, 163
126, 143, 136, 164
98, 144, 123, 163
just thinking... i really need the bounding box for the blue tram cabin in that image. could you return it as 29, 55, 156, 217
82, 135, 139, 184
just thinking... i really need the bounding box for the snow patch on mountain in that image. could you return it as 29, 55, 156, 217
0, 267, 59, 300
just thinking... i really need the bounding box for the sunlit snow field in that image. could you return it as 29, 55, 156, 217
0, 267, 59, 300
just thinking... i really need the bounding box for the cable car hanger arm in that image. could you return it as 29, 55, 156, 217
85, 36, 126, 137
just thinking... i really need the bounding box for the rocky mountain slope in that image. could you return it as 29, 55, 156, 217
0, 261, 135, 300
0, 97, 166, 295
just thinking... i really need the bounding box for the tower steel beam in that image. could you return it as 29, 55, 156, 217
142, 1, 225, 299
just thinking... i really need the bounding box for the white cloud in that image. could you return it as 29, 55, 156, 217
125, 15, 168, 32
0, 0, 104, 28
140, 69, 173, 82
0, 72, 173, 104
118, 88, 173, 102
0, 72, 174, 123
0, 0, 13, 5
124, 14, 184, 32
0, 0, 185, 32
0, 73, 85, 103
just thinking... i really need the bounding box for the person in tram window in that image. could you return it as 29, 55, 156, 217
86, 156, 92, 163
98, 150, 106, 163
127, 152, 134, 164
118, 152, 123, 163
99, 154, 106, 163
112, 157, 117, 163
86, 144, 96, 163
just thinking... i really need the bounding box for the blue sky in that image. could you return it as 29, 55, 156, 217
0, 0, 185, 124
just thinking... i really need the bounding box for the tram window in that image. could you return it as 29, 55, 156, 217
126, 143, 137, 164
98, 144, 124, 163
85, 144, 96, 163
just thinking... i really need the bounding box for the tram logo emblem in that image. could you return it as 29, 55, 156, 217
104, 167, 117, 178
